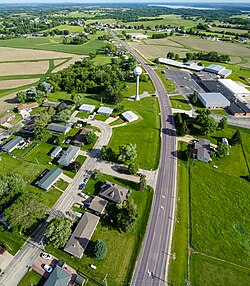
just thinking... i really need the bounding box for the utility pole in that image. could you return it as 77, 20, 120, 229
103, 274, 108, 286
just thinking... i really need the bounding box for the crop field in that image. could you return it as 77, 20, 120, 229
0, 78, 40, 89
210, 26, 249, 35
0, 61, 49, 76
45, 24, 84, 33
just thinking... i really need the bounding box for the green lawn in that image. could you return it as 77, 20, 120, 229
55, 179, 69, 191
94, 114, 108, 122
76, 111, 90, 119
155, 69, 177, 94
210, 109, 229, 116
18, 269, 44, 286
168, 142, 189, 285
190, 161, 250, 267
108, 97, 161, 170
109, 117, 125, 126
46, 174, 153, 286
92, 55, 112, 66
0, 228, 26, 255
190, 253, 250, 286
170, 95, 192, 111
122, 80, 155, 98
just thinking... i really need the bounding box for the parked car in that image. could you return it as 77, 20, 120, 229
41, 252, 52, 260
44, 264, 53, 273
0, 247, 5, 254
83, 177, 89, 183
78, 192, 88, 199
79, 183, 86, 190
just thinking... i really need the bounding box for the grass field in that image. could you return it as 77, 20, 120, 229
169, 126, 250, 285
108, 96, 161, 170
46, 173, 153, 286
190, 253, 250, 286
170, 95, 191, 110
155, 70, 177, 93
168, 142, 189, 285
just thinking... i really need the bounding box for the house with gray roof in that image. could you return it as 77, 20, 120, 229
191, 138, 211, 163
122, 111, 139, 122
43, 265, 71, 286
97, 106, 113, 116
37, 167, 63, 191
58, 146, 80, 167
98, 181, 128, 204
64, 212, 100, 258
1, 136, 24, 153
88, 196, 108, 215
50, 146, 62, 158
47, 123, 71, 135
79, 104, 95, 113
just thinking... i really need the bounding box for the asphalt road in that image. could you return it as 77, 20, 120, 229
109, 31, 178, 285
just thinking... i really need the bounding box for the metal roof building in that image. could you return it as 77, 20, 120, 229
50, 146, 62, 158
37, 167, 63, 191
1, 136, 23, 153
64, 212, 100, 258
47, 123, 71, 135
79, 104, 95, 113
218, 79, 250, 98
58, 145, 80, 167
97, 106, 113, 116
204, 64, 232, 78
122, 111, 139, 122
198, 92, 230, 109
159, 58, 204, 71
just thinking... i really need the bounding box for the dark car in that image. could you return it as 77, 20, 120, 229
0, 247, 5, 254
79, 183, 86, 190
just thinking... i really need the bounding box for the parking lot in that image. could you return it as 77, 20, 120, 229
165, 69, 204, 95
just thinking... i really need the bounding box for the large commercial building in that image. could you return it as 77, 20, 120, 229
218, 79, 250, 100
204, 64, 232, 78
198, 92, 230, 109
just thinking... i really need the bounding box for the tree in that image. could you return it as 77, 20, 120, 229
167, 52, 174, 59
217, 142, 230, 157
138, 173, 147, 192
71, 93, 83, 108
118, 143, 137, 163
45, 218, 72, 248
69, 161, 81, 172
218, 117, 227, 130
55, 109, 71, 122
101, 146, 115, 161
117, 198, 138, 232
92, 239, 108, 260
0, 173, 26, 207
230, 130, 242, 146
174, 54, 180, 60
196, 110, 217, 135
4, 192, 46, 234
92, 169, 101, 180
38, 82, 53, 94
34, 111, 52, 140
128, 163, 138, 175
179, 120, 189, 136
84, 131, 96, 145
191, 90, 198, 104
16, 91, 27, 103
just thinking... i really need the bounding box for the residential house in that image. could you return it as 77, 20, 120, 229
99, 181, 128, 204
43, 265, 71, 286
71, 128, 92, 145
0, 114, 15, 125
191, 138, 211, 163
47, 123, 72, 135
88, 196, 108, 215
37, 167, 63, 191
1, 136, 24, 153
57, 146, 80, 167
50, 146, 62, 158
64, 212, 100, 258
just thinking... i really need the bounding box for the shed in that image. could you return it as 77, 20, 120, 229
97, 107, 113, 116
122, 111, 139, 122
37, 167, 63, 191
50, 146, 62, 158
79, 104, 95, 113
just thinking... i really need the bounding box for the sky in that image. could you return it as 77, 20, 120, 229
0, 0, 249, 3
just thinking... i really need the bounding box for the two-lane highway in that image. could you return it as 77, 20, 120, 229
109, 31, 177, 285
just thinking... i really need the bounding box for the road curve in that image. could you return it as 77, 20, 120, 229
109, 31, 177, 286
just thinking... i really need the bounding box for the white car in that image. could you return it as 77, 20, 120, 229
78, 192, 88, 199
44, 264, 53, 273
41, 253, 52, 260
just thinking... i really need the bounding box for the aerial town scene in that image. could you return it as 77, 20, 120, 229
0, 0, 249, 285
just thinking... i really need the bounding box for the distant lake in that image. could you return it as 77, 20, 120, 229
148, 4, 219, 10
